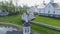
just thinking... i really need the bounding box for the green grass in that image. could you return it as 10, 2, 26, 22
32, 15, 60, 27
0, 15, 23, 25
0, 15, 60, 34
31, 24, 60, 34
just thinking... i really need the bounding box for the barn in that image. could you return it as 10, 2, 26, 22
29, 0, 60, 18
37, 0, 60, 17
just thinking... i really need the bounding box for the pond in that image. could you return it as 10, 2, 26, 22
0, 26, 19, 34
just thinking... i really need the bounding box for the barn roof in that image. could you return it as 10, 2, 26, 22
37, 3, 60, 9
52, 3, 60, 9
29, 2, 60, 10
37, 4, 46, 9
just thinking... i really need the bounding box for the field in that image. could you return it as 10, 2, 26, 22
0, 15, 60, 34
32, 15, 60, 27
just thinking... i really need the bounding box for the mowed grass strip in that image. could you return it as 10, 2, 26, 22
31, 24, 60, 34
32, 15, 60, 27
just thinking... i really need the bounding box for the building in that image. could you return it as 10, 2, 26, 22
22, 13, 32, 34
0, 10, 9, 16
23, 22, 31, 34
27, 10, 35, 20
29, 0, 60, 18
29, 6, 39, 15
22, 10, 35, 21
37, 0, 54, 16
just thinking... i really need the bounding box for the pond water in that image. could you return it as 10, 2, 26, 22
0, 26, 18, 34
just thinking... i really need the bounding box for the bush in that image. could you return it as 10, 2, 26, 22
8, 11, 19, 16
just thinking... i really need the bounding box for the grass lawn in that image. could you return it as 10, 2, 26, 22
0, 15, 23, 25
0, 15, 60, 34
31, 24, 60, 34
32, 15, 60, 27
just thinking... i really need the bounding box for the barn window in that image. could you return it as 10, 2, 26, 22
48, 11, 50, 13
53, 11, 55, 17
53, 11, 55, 13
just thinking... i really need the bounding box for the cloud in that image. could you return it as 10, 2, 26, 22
0, 0, 60, 6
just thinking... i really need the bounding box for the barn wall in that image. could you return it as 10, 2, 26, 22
38, 9, 45, 15
54, 9, 60, 17
29, 7, 35, 13
37, 3, 60, 18
55, 9, 60, 15
44, 4, 54, 16
45, 4, 54, 14
39, 9, 44, 13
35, 8, 39, 13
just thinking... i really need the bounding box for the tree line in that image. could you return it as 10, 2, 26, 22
0, 0, 28, 15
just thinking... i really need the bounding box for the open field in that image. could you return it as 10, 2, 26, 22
32, 15, 60, 27
0, 15, 60, 34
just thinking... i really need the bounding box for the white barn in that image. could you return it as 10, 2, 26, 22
38, 0, 60, 17
29, 0, 60, 18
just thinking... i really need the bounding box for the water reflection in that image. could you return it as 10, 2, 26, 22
0, 26, 18, 34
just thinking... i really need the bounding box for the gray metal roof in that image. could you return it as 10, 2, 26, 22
52, 3, 60, 9
37, 3, 48, 9
37, 3, 60, 9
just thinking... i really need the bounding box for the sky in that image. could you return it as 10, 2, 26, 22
0, 0, 60, 7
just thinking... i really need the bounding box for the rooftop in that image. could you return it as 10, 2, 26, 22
52, 3, 60, 9
37, 2, 60, 9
